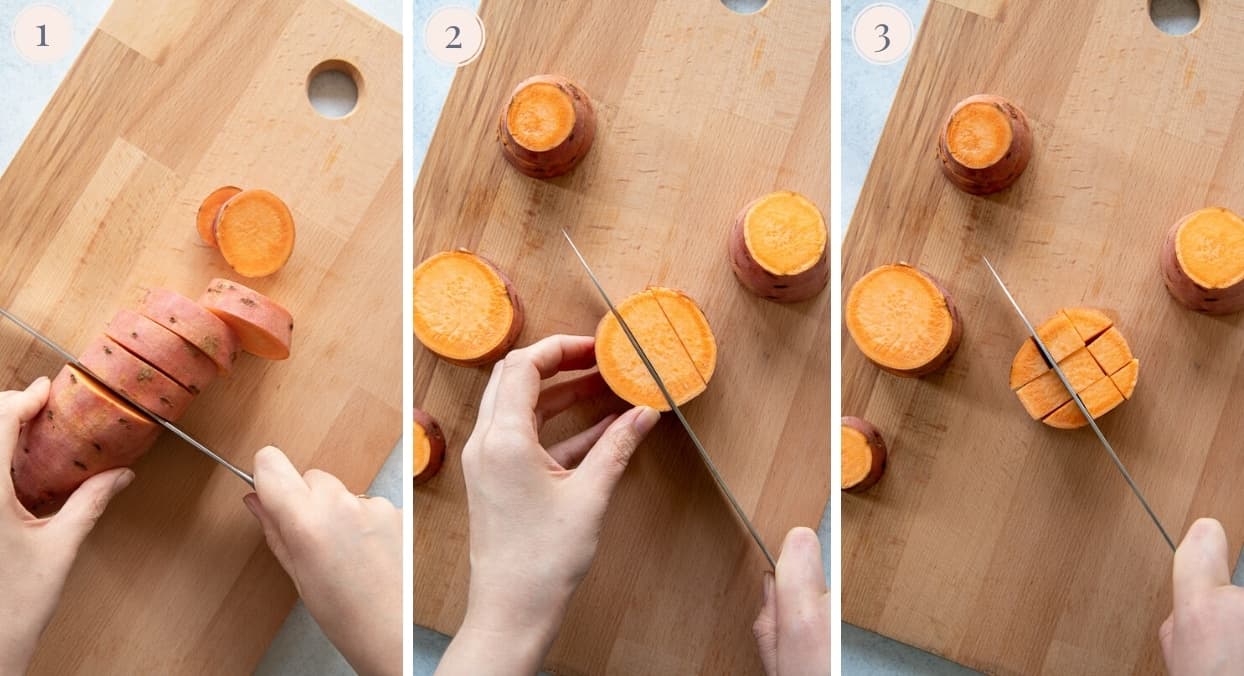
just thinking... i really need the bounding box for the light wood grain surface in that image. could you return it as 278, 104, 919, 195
842, 1, 1244, 674
413, 1, 829, 673
0, 0, 401, 672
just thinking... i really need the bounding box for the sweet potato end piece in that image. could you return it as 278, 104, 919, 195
945, 101, 1014, 169
506, 81, 576, 152
1175, 207, 1244, 290
842, 417, 886, 493
197, 186, 241, 248
742, 192, 827, 276
845, 264, 959, 376
414, 409, 445, 485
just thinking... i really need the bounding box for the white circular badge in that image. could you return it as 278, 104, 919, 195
425, 6, 485, 67
12, 4, 72, 64
852, 3, 913, 65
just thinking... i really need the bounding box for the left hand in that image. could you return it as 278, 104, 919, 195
0, 377, 135, 673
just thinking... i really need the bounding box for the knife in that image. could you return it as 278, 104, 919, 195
982, 257, 1175, 552
562, 229, 777, 569
0, 306, 256, 487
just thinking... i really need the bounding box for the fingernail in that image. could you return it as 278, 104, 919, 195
632, 407, 660, 435
763, 571, 775, 604
242, 493, 259, 516
114, 469, 135, 492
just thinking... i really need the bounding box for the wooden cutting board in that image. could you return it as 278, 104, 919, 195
0, 1, 401, 673
842, 1, 1244, 673
414, 1, 829, 673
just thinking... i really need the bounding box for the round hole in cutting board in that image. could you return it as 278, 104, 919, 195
307, 60, 362, 119
1149, 0, 1200, 35
721, 0, 768, 14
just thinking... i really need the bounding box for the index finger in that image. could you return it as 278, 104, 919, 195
491, 335, 596, 429
252, 446, 310, 522
1173, 517, 1230, 606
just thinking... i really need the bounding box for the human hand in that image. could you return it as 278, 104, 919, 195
437, 335, 660, 675
244, 447, 400, 676
753, 527, 831, 676
0, 377, 134, 673
1160, 517, 1244, 676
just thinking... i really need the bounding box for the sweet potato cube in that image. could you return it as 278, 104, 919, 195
1087, 327, 1134, 375
1043, 377, 1125, 429
1015, 348, 1105, 419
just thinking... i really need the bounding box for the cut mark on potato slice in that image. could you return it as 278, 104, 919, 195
1062, 307, 1113, 343
1174, 207, 1244, 290
742, 191, 828, 276
596, 289, 712, 411
1014, 348, 1105, 420
1087, 327, 1133, 375
945, 100, 1013, 169
1110, 359, 1139, 400
651, 287, 716, 387
1042, 376, 1125, 429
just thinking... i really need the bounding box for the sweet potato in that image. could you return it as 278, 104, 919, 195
199, 278, 293, 360
938, 94, 1032, 195
107, 309, 216, 395
1161, 207, 1244, 314
595, 287, 716, 411
729, 191, 829, 302
413, 409, 445, 486
13, 365, 159, 515
413, 250, 524, 367
498, 74, 596, 178
196, 185, 241, 247
141, 288, 240, 374
1009, 308, 1138, 428
842, 416, 886, 493
213, 189, 296, 278
79, 335, 195, 421
845, 263, 962, 377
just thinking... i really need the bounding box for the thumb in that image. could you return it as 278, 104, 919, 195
1173, 518, 1230, 606
752, 571, 779, 676
574, 407, 659, 496
49, 468, 135, 547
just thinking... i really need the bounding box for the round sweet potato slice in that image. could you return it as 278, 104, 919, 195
141, 288, 240, 374
199, 278, 293, 360
107, 309, 216, 394
79, 335, 195, 421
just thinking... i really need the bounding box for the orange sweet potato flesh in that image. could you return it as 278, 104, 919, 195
1162, 208, 1244, 314
729, 191, 829, 302
842, 416, 886, 493
414, 409, 445, 486
845, 263, 962, 377
498, 74, 596, 179
142, 288, 240, 374
214, 189, 296, 278
79, 335, 195, 421
414, 250, 524, 367
937, 94, 1032, 195
1008, 313, 1087, 390
1087, 327, 1133, 375
1015, 348, 1104, 419
1063, 307, 1113, 343
595, 288, 716, 411
196, 186, 241, 248
199, 278, 293, 360
1111, 359, 1140, 399
1043, 376, 1125, 429
107, 309, 216, 395
13, 365, 159, 515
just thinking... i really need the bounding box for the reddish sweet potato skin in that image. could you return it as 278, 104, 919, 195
13, 366, 159, 515
842, 416, 887, 493
729, 198, 829, 303
435, 252, 525, 368
199, 278, 293, 360
875, 266, 963, 378
141, 288, 240, 374
938, 94, 1033, 195
414, 408, 446, 486
497, 75, 596, 179
107, 309, 217, 395
1160, 216, 1244, 315
79, 335, 195, 421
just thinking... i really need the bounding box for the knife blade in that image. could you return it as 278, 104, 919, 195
981, 257, 1175, 552
0, 306, 255, 487
562, 229, 776, 569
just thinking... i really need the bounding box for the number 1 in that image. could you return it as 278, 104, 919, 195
36, 24, 48, 47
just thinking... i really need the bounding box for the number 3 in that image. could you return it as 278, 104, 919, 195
874, 23, 890, 53
445, 25, 462, 49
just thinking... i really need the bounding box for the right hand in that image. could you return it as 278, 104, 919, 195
1160, 517, 1244, 675
753, 527, 831, 676
244, 447, 401, 676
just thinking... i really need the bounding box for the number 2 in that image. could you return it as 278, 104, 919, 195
36, 24, 48, 47
445, 25, 462, 49
874, 23, 890, 53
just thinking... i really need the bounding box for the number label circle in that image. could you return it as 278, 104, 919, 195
424, 6, 485, 67
12, 4, 71, 64
852, 3, 913, 65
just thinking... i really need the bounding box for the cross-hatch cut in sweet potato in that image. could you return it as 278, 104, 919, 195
196, 186, 241, 248
213, 189, 296, 278
730, 191, 829, 303
845, 263, 961, 377
507, 82, 576, 152
946, 101, 1013, 169
414, 250, 524, 367
414, 409, 445, 485
842, 416, 886, 493
1010, 308, 1138, 429
595, 288, 716, 411
1163, 207, 1244, 315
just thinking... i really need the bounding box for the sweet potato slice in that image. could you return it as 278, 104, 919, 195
938, 94, 1032, 195
729, 191, 829, 302
1161, 207, 1244, 314
199, 278, 293, 360
595, 288, 715, 411
213, 189, 296, 278
79, 335, 195, 421
414, 409, 445, 486
498, 74, 596, 178
196, 185, 241, 248
845, 263, 962, 377
142, 288, 239, 374
1043, 376, 1125, 430
1110, 359, 1140, 400
1009, 312, 1099, 389
107, 309, 216, 394
1015, 348, 1105, 420
13, 365, 159, 515
842, 416, 886, 493
1062, 307, 1113, 343
414, 250, 524, 367
1086, 327, 1133, 376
